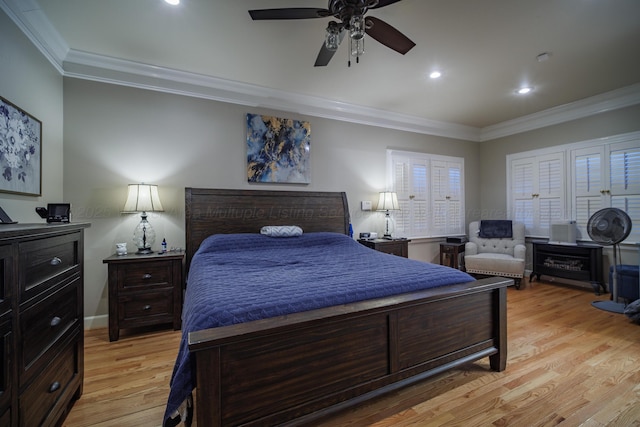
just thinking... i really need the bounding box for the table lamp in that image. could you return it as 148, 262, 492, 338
377, 191, 400, 239
122, 183, 164, 254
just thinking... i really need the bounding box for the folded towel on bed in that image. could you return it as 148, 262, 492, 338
479, 220, 513, 238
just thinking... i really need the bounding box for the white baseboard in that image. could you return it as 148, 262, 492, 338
84, 315, 108, 330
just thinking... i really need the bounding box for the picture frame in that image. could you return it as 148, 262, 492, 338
0, 96, 42, 196
246, 113, 310, 184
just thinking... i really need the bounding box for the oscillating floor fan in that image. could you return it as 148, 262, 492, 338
588, 207, 633, 313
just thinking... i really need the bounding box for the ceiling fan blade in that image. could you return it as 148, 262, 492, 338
371, 0, 404, 9
249, 8, 330, 20
314, 30, 346, 66
365, 16, 415, 54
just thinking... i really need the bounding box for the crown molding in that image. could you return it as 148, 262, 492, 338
0, 0, 67, 74
480, 83, 640, 141
4, 1, 639, 142
62, 49, 481, 141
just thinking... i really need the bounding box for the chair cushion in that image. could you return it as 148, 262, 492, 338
465, 253, 525, 278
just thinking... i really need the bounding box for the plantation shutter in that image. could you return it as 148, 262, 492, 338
609, 142, 640, 243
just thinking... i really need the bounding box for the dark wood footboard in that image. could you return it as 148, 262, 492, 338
189, 276, 509, 426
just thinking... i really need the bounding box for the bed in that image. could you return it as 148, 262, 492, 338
164, 188, 510, 426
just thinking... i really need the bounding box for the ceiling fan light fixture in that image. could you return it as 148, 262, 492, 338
350, 36, 365, 58
349, 15, 365, 40
325, 22, 341, 51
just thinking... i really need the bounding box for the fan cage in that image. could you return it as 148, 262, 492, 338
586, 208, 632, 246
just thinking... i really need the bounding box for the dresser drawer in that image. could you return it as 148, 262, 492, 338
19, 334, 80, 427
0, 314, 13, 419
0, 407, 10, 427
18, 232, 80, 303
118, 288, 174, 327
118, 260, 172, 289
0, 245, 13, 317
19, 280, 79, 386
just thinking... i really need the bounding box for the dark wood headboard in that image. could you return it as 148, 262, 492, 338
184, 188, 350, 275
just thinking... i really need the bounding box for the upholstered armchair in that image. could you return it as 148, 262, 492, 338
464, 220, 526, 289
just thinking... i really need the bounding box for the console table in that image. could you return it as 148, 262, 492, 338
530, 241, 604, 294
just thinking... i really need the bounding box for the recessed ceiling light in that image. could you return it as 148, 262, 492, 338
429, 71, 442, 79
517, 87, 533, 95
165, 0, 180, 5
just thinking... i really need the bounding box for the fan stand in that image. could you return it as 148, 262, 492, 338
592, 244, 626, 314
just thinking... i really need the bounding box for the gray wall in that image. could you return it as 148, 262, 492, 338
3, 8, 639, 325
62, 78, 481, 324
479, 105, 640, 218
0, 10, 64, 218
479, 106, 640, 275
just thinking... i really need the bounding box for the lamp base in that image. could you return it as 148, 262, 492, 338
136, 247, 154, 255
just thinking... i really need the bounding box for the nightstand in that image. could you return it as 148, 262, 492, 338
103, 251, 184, 341
439, 242, 465, 270
358, 238, 410, 258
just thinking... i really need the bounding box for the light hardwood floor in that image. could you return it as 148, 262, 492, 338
62, 279, 640, 427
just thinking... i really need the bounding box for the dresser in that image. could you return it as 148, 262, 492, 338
0, 222, 89, 427
103, 252, 184, 341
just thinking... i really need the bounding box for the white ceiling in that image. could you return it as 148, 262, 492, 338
4, 0, 640, 140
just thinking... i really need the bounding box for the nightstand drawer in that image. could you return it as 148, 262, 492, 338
440, 245, 458, 254
377, 242, 405, 256
358, 239, 410, 258
118, 261, 172, 289
118, 288, 174, 326
18, 232, 80, 303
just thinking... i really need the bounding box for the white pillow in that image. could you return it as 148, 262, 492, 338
260, 225, 303, 237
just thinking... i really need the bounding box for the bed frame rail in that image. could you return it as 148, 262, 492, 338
189, 276, 509, 426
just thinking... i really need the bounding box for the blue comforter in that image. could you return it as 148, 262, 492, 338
163, 232, 474, 424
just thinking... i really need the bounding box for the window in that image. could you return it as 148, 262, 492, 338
507, 130, 640, 243
388, 150, 465, 238
509, 152, 566, 236
571, 137, 640, 243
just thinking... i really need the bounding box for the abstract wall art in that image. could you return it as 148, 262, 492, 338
246, 113, 310, 184
0, 96, 42, 196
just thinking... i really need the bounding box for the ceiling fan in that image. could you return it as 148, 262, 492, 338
248, 0, 416, 67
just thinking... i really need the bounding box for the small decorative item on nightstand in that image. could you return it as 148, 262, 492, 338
103, 251, 184, 341
116, 242, 127, 255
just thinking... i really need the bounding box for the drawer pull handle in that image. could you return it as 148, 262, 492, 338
142, 273, 152, 279
143, 305, 151, 311
50, 316, 62, 327
50, 257, 62, 266
49, 381, 61, 393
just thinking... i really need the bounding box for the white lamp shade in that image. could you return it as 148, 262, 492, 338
377, 192, 400, 211
122, 184, 164, 213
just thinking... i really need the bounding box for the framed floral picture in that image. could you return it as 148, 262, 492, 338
0, 96, 41, 196
246, 113, 310, 184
